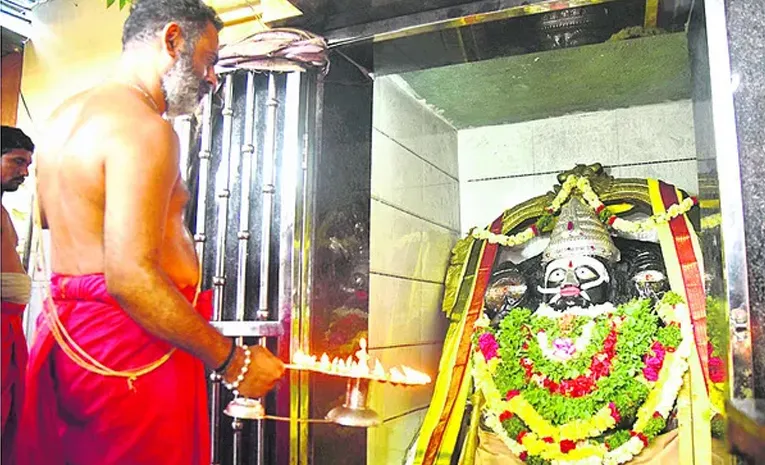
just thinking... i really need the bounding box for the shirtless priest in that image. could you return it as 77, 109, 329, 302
1, 125, 34, 465
19, 1, 284, 464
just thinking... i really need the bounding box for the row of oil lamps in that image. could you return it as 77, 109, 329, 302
224, 338, 432, 427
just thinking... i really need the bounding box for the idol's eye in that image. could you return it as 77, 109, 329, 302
548, 269, 566, 283
575, 267, 597, 280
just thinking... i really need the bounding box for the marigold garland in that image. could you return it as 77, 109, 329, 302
472, 293, 694, 465
470, 175, 697, 248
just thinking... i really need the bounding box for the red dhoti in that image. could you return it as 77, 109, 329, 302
2, 299, 28, 465
19, 273, 212, 465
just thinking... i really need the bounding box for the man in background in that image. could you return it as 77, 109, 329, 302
1, 125, 34, 465
20, 1, 284, 464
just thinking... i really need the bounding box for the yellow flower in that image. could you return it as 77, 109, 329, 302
560, 444, 606, 461
487, 357, 500, 374
710, 382, 726, 414
521, 434, 546, 455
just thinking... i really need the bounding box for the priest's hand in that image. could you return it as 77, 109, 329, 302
223, 345, 286, 398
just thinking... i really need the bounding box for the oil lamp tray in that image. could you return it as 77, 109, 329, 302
286, 338, 431, 386
283, 363, 430, 385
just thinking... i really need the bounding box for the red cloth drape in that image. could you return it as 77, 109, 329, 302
18, 274, 212, 465
2, 300, 28, 465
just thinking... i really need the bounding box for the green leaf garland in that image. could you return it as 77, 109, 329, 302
486, 296, 683, 430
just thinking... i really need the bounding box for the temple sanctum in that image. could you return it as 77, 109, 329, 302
1, 0, 764, 464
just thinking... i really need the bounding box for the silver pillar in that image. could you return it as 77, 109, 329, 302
195, 93, 214, 263
210, 74, 235, 465
258, 74, 279, 322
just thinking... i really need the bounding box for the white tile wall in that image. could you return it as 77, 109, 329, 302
367, 409, 427, 465
615, 101, 696, 163
370, 198, 459, 284
420, 283, 450, 343
457, 100, 698, 233
368, 274, 448, 348
532, 110, 619, 174
374, 76, 459, 177
421, 162, 460, 231
610, 159, 698, 194
368, 344, 441, 420
459, 173, 559, 233
458, 122, 534, 180
369, 75, 460, 461
372, 131, 425, 214
372, 130, 460, 231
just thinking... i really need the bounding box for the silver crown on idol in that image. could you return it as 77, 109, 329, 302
542, 196, 620, 264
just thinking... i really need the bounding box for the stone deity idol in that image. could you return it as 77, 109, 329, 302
407, 164, 721, 465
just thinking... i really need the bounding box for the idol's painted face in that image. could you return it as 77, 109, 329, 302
538, 256, 610, 310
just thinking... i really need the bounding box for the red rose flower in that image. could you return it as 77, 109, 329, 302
709, 356, 726, 383
499, 411, 514, 422
519, 451, 528, 461
652, 341, 667, 357
517, 431, 527, 443
506, 390, 521, 400
543, 378, 560, 394
602, 330, 618, 355
478, 333, 499, 361
642, 366, 660, 382
542, 436, 554, 444
609, 402, 621, 423
642, 343, 667, 381
653, 411, 662, 419
560, 439, 576, 453
591, 357, 611, 378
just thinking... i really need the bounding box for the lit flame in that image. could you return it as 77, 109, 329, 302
291, 338, 432, 385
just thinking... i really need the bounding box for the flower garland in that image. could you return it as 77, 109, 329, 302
700, 213, 722, 231
470, 175, 697, 248
534, 302, 616, 320
705, 296, 728, 438
472, 293, 693, 465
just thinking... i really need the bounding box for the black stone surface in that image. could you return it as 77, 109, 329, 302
727, 0, 765, 400
310, 54, 372, 465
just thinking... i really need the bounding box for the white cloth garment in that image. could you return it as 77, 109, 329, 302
1, 272, 32, 305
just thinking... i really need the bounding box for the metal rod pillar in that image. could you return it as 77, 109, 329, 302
235, 71, 257, 326
258, 74, 279, 322
195, 93, 213, 263
193, 92, 220, 465
210, 74, 235, 465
